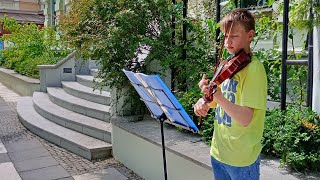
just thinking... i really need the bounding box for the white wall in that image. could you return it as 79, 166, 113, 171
112, 125, 213, 180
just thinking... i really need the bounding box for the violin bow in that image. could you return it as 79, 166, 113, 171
213, 21, 234, 80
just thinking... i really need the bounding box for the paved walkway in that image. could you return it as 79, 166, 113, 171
0, 83, 143, 180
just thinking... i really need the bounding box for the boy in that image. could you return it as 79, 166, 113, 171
194, 9, 267, 180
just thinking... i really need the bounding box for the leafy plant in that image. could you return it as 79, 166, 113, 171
177, 86, 215, 144
0, 16, 70, 78
59, 0, 219, 117
262, 105, 320, 172
289, 0, 320, 30
59, 0, 217, 90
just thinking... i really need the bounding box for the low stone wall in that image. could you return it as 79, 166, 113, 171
111, 115, 316, 180
38, 52, 77, 92
111, 116, 212, 180
0, 68, 40, 96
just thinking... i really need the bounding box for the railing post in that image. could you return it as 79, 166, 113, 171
281, 0, 289, 110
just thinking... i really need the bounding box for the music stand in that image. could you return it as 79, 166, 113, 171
123, 69, 199, 180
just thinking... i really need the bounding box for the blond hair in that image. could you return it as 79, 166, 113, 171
220, 9, 255, 33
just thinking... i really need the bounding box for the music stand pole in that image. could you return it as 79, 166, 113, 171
158, 113, 168, 180
123, 69, 199, 179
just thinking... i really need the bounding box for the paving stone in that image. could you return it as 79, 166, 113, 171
19, 165, 70, 180
0, 141, 7, 153
73, 167, 128, 180
0, 82, 144, 180
57, 177, 75, 180
0, 162, 22, 180
0, 153, 11, 163
8, 146, 51, 162
0, 113, 36, 143
14, 155, 59, 172
4, 139, 43, 153
0, 106, 11, 113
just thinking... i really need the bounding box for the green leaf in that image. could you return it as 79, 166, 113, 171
267, 0, 275, 7
206, 19, 215, 34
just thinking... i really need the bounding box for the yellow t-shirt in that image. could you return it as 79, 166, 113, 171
210, 56, 267, 167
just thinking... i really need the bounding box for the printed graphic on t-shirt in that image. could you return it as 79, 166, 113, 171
215, 79, 238, 127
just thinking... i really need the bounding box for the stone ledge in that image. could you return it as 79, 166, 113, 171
0, 68, 40, 84
38, 52, 75, 69
111, 116, 211, 170
111, 116, 320, 180
0, 68, 40, 96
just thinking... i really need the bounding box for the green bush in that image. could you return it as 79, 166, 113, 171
0, 51, 6, 66
177, 86, 215, 144
262, 106, 320, 172
0, 16, 70, 78
180, 88, 320, 172
59, 0, 217, 90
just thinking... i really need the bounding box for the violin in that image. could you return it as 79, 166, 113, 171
196, 19, 252, 129
203, 49, 251, 103
197, 49, 251, 128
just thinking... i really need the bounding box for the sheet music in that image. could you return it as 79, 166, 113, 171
135, 73, 178, 124
123, 70, 163, 117
123, 69, 199, 132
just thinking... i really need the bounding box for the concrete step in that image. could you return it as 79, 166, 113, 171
76, 75, 110, 91
47, 87, 111, 122
17, 97, 112, 160
89, 60, 101, 69
90, 69, 98, 76
33, 92, 112, 143
62, 81, 111, 105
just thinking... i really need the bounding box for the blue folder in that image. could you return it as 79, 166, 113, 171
123, 69, 199, 133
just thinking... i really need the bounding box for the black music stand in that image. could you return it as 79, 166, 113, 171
123, 69, 199, 180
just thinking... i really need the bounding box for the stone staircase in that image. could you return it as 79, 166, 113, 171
17, 69, 113, 160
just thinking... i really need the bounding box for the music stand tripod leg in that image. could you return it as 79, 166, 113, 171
158, 113, 168, 180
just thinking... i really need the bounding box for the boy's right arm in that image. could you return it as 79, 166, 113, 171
194, 97, 217, 117
208, 100, 217, 108
194, 98, 210, 117
194, 74, 217, 117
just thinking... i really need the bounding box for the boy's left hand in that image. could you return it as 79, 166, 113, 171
198, 74, 209, 90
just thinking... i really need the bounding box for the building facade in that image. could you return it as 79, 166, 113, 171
0, 0, 45, 49
0, 0, 44, 24
0, 0, 41, 11
41, 0, 72, 26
